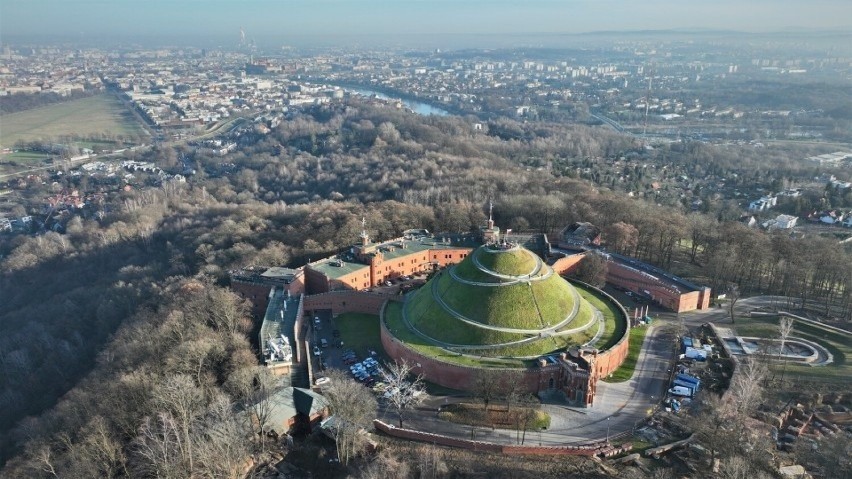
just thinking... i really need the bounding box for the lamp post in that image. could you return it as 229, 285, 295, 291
606, 417, 611, 444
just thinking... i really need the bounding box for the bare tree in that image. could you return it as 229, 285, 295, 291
471, 369, 502, 416
225, 366, 281, 451
727, 283, 740, 323
718, 455, 773, 479
500, 369, 526, 413
359, 449, 412, 479
151, 374, 206, 474
729, 356, 767, 416
192, 394, 251, 479
77, 416, 127, 478
28, 442, 59, 478
512, 395, 540, 445
574, 252, 609, 287
132, 413, 187, 479
322, 369, 378, 465
380, 360, 425, 428
777, 316, 794, 383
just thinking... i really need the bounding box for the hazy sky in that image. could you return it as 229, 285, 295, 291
2, 0, 850, 44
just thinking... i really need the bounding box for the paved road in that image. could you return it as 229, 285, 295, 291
393, 321, 672, 445
371, 294, 805, 446
388, 296, 805, 444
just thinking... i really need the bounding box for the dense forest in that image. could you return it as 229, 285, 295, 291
1, 100, 850, 477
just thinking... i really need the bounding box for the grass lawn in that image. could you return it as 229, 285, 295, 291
406, 274, 597, 357
437, 402, 551, 430
333, 312, 389, 363
733, 315, 851, 385
0, 94, 147, 148
1, 150, 51, 163
384, 301, 527, 368
574, 283, 627, 349
603, 324, 648, 383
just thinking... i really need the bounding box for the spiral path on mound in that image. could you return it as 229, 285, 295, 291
399, 244, 602, 357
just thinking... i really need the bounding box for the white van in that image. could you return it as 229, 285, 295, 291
668, 386, 693, 398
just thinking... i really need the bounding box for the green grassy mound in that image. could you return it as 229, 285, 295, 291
474, 246, 539, 276
387, 245, 630, 364
452, 257, 505, 283
423, 269, 576, 331
384, 302, 527, 368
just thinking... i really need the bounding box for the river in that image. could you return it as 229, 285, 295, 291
348, 88, 449, 116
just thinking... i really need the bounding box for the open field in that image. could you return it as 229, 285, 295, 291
733, 315, 851, 385
0, 94, 147, 149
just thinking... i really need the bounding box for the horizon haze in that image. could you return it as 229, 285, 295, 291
2, 0, 851, 48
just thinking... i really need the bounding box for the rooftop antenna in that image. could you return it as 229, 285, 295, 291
360, 216, 369, 245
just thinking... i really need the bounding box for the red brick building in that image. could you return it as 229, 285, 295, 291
304, 229, 474, 294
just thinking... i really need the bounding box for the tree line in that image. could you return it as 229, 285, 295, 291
1, 98, 850, 476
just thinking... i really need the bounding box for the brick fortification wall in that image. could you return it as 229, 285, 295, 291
231, 281, 273, 318
373, 420, 631, 457
593, 323, 630, 378
606, 261, 710, 313
550, 252, 586, 275
588, 284, 631, 378
303, 291, 390, 317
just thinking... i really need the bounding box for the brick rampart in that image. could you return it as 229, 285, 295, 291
231, 281, 274, 318
551, 252, 586, 275
304, 291, 390, 316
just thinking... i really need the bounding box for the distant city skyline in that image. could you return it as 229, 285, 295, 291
2, 0, 851, 47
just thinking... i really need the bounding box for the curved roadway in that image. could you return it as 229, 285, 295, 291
391, 296, 799, 444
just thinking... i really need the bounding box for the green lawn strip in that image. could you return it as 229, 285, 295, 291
602, 325, 649, 383
437, 272, 575, 330
574, 284, 626, 350
1, 150, 51, 163
437, 402, 551, 430
407, 275, 594, 355
409, 292, 528, 345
